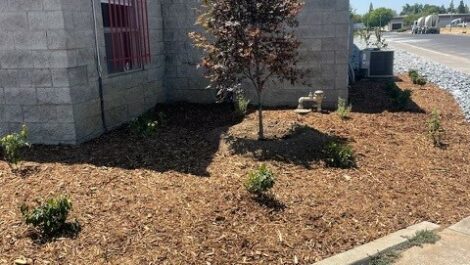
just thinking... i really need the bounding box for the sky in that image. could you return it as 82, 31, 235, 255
352, 0, 468, 15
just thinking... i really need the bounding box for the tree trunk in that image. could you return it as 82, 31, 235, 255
257, 91, 264, 140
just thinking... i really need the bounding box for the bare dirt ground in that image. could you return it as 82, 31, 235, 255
1, 74, 470, 264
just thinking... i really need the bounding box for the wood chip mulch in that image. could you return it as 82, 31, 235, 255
1, 74, 470, 264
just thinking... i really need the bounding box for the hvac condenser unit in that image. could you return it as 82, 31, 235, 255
360, 49, 394, 78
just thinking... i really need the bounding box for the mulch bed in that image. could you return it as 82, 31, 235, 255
1, 74, 470, 264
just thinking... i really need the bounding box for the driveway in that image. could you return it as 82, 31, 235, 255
385, 33, 470, 74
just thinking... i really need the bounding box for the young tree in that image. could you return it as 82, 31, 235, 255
439, 5, 447, 13
189, 0, 304, 140
448, 0, 456, 13
363, 8, 395, 28
350, 9, 363, 24
457, 0, 466, 13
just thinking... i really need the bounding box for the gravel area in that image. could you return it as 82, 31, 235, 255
353, 38, 470, 119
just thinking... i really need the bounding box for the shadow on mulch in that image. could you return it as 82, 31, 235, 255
26, 221, 81, 244
226, 125, 347, 168
350, 78, 425, 114
251, 193, 286, 212
21, 103, 245, 177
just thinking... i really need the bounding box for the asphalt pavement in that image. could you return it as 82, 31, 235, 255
385, 32, 470, 74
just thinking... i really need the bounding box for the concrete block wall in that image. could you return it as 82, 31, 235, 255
0, 0, 81, 144
75, 0, 165, 141
161, 0, 351, 108
0, 0, 165, 144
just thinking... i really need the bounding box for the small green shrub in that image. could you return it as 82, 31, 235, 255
21, 195, 77, 237
323, 141, 356, 168
130, 113, 158, 137
245, 164, 276, 195
234, 95, 250, 118
415, 76, 427, 87
336, 97, 352, 120
408, 69, 427, 86
428, 109, 444, 147
408, 69, 418, 79
0, 125, 30, 166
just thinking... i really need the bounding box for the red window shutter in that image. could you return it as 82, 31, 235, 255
107, 0, 151, 68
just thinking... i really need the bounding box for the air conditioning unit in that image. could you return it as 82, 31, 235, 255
360, 49, 394, 78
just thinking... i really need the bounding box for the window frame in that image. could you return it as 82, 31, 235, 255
100, 0, 150, 75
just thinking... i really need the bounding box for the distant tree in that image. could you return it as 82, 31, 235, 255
439, 5, 447, 13
448, 0, 456, 13
422, 4, 441, 15
363, 8, 394, 28
369, 2, 374, 13
457, 0, 466, 13
401, 3, 446, 26
189, 0, 305, 140
350, 9, 363, 23
404, 13, 421, 26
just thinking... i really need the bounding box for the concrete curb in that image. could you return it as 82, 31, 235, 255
312, 221, 440, 265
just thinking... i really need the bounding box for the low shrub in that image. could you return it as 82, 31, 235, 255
245, 164, 276, 195
130, 113, 158, 137
415, 76, 427, 87
234, 95, 250, 118
408, 69, 427, 86
0, 125, 30, 166
428, 109, 444, 147
323, 141, 356, 168
408, 69, 418, 79
21, 195, 79, 238
336, 97, 352, 120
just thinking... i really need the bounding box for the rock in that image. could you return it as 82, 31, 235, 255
14, 258, 32, 265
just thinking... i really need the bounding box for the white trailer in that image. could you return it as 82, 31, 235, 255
412, 17, 426, 34
424, 14, 440, 34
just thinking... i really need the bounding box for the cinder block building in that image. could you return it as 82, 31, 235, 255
0, 0, 351, 144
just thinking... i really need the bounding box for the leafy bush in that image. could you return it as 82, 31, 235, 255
21, 195, 77, 237
130, 113, 158, 137
245, 164, 276, 195
323, 141, 356, 168
336, 97, 352, 120
415, 76, 427, 87
0, 125, 30, 166
408, 69, 427, 86
428, 109, 444, 147
408, 69, 418, 79
234, 94, 250, 118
